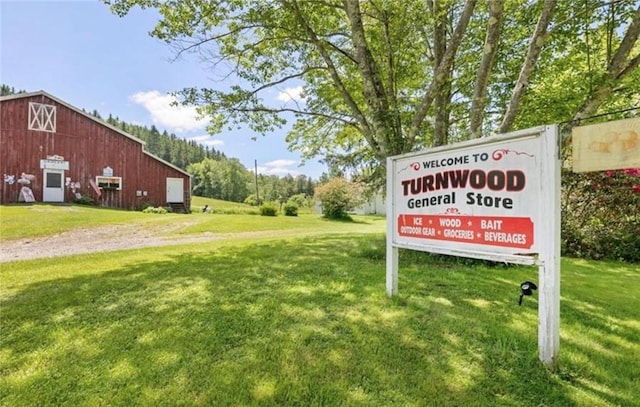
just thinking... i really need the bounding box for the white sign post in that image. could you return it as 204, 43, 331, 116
386, 125, 561, 368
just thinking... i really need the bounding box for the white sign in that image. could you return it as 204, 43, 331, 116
386, 125, 561, 367
103, 166, 114, 177
40, 159, 69, 170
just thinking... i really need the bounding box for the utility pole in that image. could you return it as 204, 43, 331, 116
254, 160, 260, 205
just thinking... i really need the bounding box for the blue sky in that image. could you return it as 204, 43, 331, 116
0, 0, 325, 179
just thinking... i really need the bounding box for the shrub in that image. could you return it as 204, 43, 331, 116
244, 194, 263, 206
73, 194, 94, 206
135, 202, 152, 211
314, 177, 364, 219
561, 166, 640, 262
284, 204, 298, 216
259, 202, 278, 216
142, 206, 168, 214
287, 193, 310, 209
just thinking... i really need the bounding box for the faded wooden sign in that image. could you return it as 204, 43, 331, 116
572, 117, 640, 172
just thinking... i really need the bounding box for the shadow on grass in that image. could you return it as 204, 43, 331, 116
319, 214, 382, 225
1, 237, 637, 406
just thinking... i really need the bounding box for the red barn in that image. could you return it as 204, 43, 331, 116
0, 91, 191, 211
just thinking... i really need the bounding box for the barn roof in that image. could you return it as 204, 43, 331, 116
0, 90, 191, 178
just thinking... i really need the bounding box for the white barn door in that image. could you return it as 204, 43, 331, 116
166, 178, 184, 203
43, 169, 65, 202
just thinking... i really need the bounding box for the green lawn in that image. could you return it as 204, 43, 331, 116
0, 204, 157, 241
1, 205, 638, 406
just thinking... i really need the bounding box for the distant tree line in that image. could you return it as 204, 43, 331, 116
0, 85, 26, 96
100, 113, 226, 170
188, 158, 316, 204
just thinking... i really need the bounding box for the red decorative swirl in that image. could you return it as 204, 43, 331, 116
492, 149, 534, 161
493, 150, 506, 160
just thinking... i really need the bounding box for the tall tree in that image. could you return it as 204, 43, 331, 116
105, 0, 640, 185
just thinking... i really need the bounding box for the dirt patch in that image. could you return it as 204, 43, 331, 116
0, 222, 223, 263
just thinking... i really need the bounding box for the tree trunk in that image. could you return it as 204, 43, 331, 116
470, 1, 503, 138
343, 0, 392, 157
409, 0, 477, 144
432, 0, 450, 146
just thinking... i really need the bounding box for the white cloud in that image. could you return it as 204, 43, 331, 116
189, 134, 224, 148
251, 159, 299, 176
265, 159, 297, 168
276, 86, 305, 103
130, 90, 206, 133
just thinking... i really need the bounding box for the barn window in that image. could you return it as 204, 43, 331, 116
96, 176, 122, 190
28, 102, 56, 132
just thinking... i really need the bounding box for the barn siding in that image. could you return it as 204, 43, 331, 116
0, 92, 191, 210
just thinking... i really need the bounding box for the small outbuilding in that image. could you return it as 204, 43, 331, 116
0, 91, 191, 211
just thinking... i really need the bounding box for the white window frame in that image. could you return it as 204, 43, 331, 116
28, 102, 56, 132
96, 176, 122, 191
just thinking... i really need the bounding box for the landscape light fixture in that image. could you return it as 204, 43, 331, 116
519, 281, 537, 306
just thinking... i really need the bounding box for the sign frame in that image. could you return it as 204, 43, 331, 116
386, 125, 560, 367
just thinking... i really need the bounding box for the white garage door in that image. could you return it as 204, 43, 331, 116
166, 178, 184, 203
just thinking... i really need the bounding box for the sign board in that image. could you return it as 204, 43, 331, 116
386, 125, 561, 367
19, 187, 35, 202
40, 159, 69, 170
572, 117, 640, 172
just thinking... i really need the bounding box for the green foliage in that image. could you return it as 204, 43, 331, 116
253, 174, 316, 205
561, 167, 640, 262
0, 84, 27, 96
187, 158, 252, 202
135, 202, 152, 211
259, 202, 278, 216
283, 204, 298, 217
243, 194, 262, 207
73, 194, 94, 206
286, 193, 311, 209
314, 177, 364, 219
192, 196, 260, 215
104, 1, 638, 186
142, 206, 168, 214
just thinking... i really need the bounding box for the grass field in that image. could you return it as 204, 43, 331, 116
1, 203, 638, 406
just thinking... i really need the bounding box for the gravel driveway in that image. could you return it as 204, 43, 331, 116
0, 222, 222, 263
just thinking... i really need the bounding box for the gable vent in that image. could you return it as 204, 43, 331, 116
28, 102, 56, 132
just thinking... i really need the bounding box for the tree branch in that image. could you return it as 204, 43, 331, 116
234, 106, 357, 126
283, 0, 379, 151
616, 52, 640, 79
573, 5, 640, 122
499, 0, 557, 133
